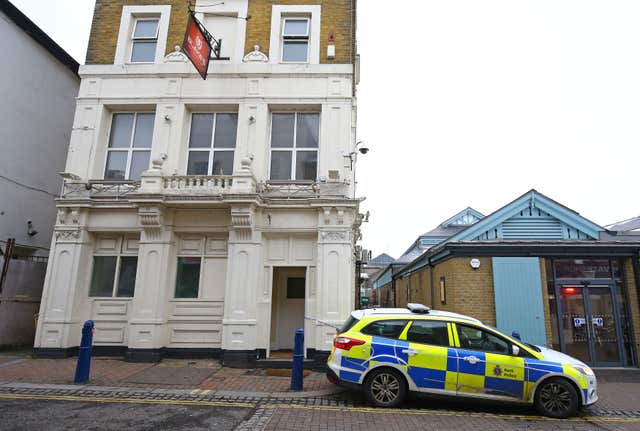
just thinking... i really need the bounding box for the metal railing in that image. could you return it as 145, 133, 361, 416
258, 180, 349, 199
60, 179, 140, 199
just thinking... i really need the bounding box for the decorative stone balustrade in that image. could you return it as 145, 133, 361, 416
163, 175, 233, 194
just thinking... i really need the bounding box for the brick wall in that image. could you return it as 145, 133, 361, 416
539, 258, 554, 346
434, 257, 496, 326
86, 0, 187, 64
85, 0, 355, 65
245, 0, 355, 64
394, 258, 496, 326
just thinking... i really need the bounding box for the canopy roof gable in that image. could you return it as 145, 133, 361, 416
448, 190, 603, 242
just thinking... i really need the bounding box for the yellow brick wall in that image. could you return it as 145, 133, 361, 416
86, 0, 356, 65
623, 258, 640, 363
86, 0, 188, 64
394, 258, 496, 326
385, 256, 640, 363
245, 0, 355, 64
539, 258, 554, 346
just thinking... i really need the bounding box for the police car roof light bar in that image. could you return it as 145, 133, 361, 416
407, 303, 430, 314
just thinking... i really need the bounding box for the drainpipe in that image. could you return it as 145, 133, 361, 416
630, 252, 640, 366
632, 252, 640, 316
392, 277, 396, 308
429, 257, 435, 308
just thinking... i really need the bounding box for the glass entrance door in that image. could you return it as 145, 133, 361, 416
587, 286, 620, 364
558, 284, 622, 365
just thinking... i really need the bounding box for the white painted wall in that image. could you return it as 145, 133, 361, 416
0, 10, 79, 255
67, 63, 356, 196
36, 41, 358, 355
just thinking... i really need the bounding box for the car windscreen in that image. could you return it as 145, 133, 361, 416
338, 315, 360, 334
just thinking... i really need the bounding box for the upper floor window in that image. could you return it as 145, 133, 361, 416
131, 18, 159, 63
105, 113, 154, 181
187, 113, 238, 175
281, 18, 309, 62
270, 113, 319, 181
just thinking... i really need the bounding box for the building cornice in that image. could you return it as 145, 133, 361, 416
79, 63, 353, 79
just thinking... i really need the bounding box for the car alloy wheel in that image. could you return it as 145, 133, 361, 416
364, 368, 407, 408
535, 377, 579, 418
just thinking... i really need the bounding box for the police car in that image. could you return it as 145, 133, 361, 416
327, 304, 597, 418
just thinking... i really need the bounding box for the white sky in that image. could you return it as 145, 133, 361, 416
12, 0, 640, 259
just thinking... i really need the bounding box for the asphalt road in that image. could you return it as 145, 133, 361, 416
2, 396, 640, 431
0, 399, 252, 431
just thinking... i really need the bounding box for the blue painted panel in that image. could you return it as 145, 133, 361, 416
456, 350, 486, 375
492, 257, 547, 346
371, 337, 408, 365
341, 356, 368, 372
450, 191, 602, 242
408, 368, 446, 389
484, 377, 524, 398
524, 359, 563, 382
373, 268, 392, 289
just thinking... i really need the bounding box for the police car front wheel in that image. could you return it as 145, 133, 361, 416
534, 377, 580, 418
364, 368, 407, 408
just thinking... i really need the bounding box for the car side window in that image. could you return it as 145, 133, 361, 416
360, 320, 408, 339
406, 320, 450, 347
456, 324, 510, 355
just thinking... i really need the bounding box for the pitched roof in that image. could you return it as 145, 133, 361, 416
395, 190, 608, 278
368, 253, 395, 266
606, 216, 640, 233
1, 0, 79, 76
395, 247, 426, 264
446, 189, 603, 243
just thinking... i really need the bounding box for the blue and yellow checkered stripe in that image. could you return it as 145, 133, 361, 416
406, 344, 458, 391
333, 320, 589, 403
455, 349, 526, 398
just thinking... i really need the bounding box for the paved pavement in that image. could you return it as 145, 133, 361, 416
0, 353, 332, 393
0, 350, 639, 430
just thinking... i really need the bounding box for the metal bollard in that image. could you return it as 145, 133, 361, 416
290, 327, 304, 391
74, 320, 94, 384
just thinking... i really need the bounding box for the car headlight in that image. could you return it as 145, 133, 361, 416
573, 365, 595, 376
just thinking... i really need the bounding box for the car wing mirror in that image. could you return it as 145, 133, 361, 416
511, 344, 520, 356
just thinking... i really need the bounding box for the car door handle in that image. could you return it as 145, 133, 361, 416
463, 355, 480, 364
401, 348, 418, 356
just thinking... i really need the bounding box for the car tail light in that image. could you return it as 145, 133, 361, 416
333, 336, 366, 351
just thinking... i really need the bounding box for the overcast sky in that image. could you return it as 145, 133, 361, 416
12, 0, 640, 258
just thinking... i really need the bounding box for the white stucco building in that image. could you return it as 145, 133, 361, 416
0, 1, 79, 347
34, 0, 361, 366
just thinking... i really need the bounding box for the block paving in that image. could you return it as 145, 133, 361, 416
1, 351, 640, 430
0, 354, 331, 392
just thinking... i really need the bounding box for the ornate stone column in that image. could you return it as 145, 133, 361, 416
125, 205, 174, 362
313, 206, 356, 355
34, 208, 92, 357
221, 205, 263, 366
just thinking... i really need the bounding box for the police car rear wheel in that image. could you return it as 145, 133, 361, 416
534, 377, 579, 418
364, 368, 407, 408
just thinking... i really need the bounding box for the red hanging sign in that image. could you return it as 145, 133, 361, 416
182, 13, 212, 79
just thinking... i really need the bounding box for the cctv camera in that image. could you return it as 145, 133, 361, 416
358, 147, 369, 155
